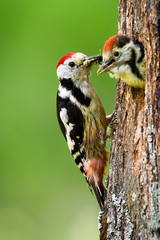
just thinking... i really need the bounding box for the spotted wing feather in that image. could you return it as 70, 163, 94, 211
56, 94, 86, 172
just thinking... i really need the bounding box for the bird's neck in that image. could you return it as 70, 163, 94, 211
59, 74, 93, 96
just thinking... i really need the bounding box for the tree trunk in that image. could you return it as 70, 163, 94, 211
99, 1, 160, 239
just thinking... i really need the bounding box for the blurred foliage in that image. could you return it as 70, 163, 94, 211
0, 0, 118, 239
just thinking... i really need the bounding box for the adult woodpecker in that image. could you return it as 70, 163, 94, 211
97, 35, 145, 88
56, 52, 111, 209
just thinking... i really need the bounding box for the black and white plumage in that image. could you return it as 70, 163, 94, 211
56, 52, 108, 209
97, 35, 145, 88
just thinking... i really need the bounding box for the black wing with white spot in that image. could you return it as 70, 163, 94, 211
56, 94, 86, 172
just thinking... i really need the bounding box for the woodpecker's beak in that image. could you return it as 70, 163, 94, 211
83, 55, 102, 67
97, 58, 115, 75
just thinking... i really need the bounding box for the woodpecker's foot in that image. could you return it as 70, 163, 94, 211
106, 111, 115, 126
106, 111, 118, 138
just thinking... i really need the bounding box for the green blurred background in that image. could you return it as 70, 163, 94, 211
0, 1, 118, 239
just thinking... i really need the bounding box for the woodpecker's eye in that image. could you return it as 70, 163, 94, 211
68, 62, 75, 67
114, 51, 119, 57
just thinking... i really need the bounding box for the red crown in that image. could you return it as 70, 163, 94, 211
56, 52, 77, 69
103, 35, 117, 53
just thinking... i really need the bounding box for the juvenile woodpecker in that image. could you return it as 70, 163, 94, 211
56, 52, 109, 209
97, 35, 145, 88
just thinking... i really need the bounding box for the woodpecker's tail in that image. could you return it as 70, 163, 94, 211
91, 182, 105, 210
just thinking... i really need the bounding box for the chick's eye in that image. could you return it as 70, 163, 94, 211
68, 61, 75, 67
114, 51, 119, 57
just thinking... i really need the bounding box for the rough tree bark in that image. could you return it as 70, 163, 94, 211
99, 1, 160, 239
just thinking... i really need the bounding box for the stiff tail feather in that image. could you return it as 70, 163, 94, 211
90, 182, 105, 210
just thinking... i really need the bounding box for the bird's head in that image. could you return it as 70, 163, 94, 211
97, 35, 134, 76
56, 52, 102, 82
97, 35, 145, 88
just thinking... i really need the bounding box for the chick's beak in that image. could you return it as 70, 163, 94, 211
97, 58, 115, 75
83, 55, 102, 67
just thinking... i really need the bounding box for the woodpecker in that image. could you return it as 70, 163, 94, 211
97, 35, 145, 88
56, 52, 109, 209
